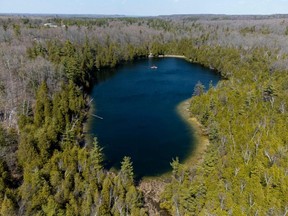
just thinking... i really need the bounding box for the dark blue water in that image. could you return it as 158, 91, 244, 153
89, 58, 220, 178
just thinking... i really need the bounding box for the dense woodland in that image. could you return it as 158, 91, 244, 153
0, 14, 288, 215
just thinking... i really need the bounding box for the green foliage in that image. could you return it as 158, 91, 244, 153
2, 16, 288, 215
240, 26, 256, 35
34, 82, 51, 127
90, 138, 104, 171
161, 158, 207, 215
15, 78, 146, 215
119, 156, 134, 188
150, 41, 166, 56
12, 24, 21, 37
0, 126, 17, 149
161, 42, 288, 215
26, 38, 149, 88
18, 142, 145, 215
193, 81, 205, 96
0, 160, 9, 201
285, 26, 288, 35
0, 195, 17, 216
27, 42, 47, 59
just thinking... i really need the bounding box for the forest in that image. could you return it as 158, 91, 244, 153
0, 14, 288, 215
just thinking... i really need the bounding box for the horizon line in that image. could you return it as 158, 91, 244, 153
0, 12, 288, 18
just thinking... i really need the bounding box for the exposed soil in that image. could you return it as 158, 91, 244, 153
138, 178, 170, 216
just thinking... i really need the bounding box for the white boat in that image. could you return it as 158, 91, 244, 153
151, 65, 158, 69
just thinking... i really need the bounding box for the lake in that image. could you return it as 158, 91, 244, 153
89, 57, 220, 178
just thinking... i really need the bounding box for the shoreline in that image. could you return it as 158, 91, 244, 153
160, 54, 186, 59
83, 96, 97, 145
176, 99, 210, 166
138, 98, 210, 215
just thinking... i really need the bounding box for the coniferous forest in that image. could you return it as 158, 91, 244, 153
0, 14, 288, 215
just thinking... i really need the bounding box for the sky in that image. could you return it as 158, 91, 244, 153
1, 0, 288, 16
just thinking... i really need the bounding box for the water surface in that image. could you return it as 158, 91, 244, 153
89, 58, 220, 177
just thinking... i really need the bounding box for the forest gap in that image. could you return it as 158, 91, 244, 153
89, 57, 220, 178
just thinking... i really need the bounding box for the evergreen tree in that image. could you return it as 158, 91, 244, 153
34, 82, 51, 127
0, 195, 16, 216
193, 81, 205, 96
119, 156, 134, 189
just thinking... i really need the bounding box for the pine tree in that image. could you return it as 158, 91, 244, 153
91, 138, 103, 170
193, 81, 205, 96
119, 156, 134, 188
0, 195, 16, 216
34, 82, 51, 127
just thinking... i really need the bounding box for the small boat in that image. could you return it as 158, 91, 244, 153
151, 65, 158, 69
